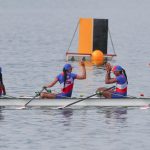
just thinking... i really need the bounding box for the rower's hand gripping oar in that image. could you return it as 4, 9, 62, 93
17, 87, 45, 109
58, 86, 115, 109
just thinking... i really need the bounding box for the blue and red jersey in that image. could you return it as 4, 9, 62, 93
56, 72, 77, 98
0, 87, 2, 96
112, 74, 128, 98
0, 73, 3, 96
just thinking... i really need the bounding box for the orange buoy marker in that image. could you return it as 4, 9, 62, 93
91, 50, 104, 66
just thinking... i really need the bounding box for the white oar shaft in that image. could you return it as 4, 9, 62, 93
24, 88, 44, 107
62, 93, 97, 108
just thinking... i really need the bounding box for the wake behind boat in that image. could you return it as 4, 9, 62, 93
0, 96, 150, 107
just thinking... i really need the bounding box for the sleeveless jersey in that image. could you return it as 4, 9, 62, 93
56, 73, 77, 97
115, 74, 127, 96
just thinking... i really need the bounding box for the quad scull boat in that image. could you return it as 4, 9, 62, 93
0, 97, 150, 107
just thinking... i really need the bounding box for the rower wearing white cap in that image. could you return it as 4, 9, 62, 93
40, 62, 86, 99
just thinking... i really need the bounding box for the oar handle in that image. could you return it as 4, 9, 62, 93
43, 87, 52, 93
96, 86, 116, 97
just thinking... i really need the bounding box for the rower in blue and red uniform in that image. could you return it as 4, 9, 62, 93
97, 63, 128, 98
0, 67, 6, 96
40, 61, 86, 99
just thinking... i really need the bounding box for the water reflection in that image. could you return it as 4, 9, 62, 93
42, 108, 74, 126
102, 107, 127, 124
61, 109, 73, 118
59, 109, 73, 127
0, 107, 4, 120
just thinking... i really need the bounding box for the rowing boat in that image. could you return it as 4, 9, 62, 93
0, 97, 150, 107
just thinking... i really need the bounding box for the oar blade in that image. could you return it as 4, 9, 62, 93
57, 106, 64, 110
16, 106, 26, 110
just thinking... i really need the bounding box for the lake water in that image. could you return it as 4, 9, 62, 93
0, 0, 150, 149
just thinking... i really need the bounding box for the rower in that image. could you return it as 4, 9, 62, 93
97, 63, 128, 98
40, 61, 86, 99
0, 67, 6, 96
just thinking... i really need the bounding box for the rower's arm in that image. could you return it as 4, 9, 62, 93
0, 73, 6, 95
2, 84, 6, 95
45, 78, 58, 88
0, 73, 3, 84
76, 62, 86, 80
105, 72, 117, 84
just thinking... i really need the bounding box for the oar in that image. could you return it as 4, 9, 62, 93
17, 88, 45, 109
58, 86, 115, 109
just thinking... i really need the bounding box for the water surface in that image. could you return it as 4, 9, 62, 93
0, 0, 150, 149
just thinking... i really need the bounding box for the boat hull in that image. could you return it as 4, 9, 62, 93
0, 98, 150, 107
